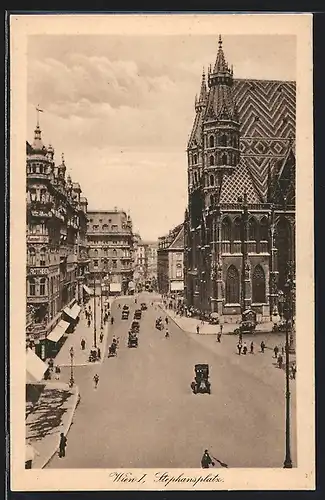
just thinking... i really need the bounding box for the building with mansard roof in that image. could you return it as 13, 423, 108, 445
184, 36, 295, 322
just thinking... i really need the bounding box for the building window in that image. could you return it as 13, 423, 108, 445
194, 171, 198, 184
93, 260, 98, 268
94, 249, 98, 256
29, 278, 36, 296
112, 260, 117, 269
252, 265, 266, 303
103, 224, 108, 231
209, 135, 215, 148
221, 217, 231, 241
209, 174, 214, 186
222, 153, 227, 165
260, 217, 268, 240
220, 134, 226, 146
112, 224, 118, 231
225, 265, 240, 303
176, 269, 182, 278
40, 247, 46, 266
233, 217, 241, 241
193, 154, 197, 164
248, 217, 257, 240
40, 278, 46, 296
28, 247, 36, 266
209, 155, 214, 166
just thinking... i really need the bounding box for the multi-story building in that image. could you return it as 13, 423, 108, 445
133, 237, 158, 291
146, 242, 158, 288
86, 210, 134, 296
157, 224, 184, 295
26, 119, 89, 357
184, 36, 295, 322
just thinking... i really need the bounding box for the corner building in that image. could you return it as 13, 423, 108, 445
86, 210, 134, 296
184, 37, 295, 322
26, 121, 89, 353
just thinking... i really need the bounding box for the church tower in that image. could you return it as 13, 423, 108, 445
203, 35, 240, 208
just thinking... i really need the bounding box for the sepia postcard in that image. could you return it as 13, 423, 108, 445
9, 13, 315, 491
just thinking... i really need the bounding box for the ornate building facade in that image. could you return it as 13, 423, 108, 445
184, 36, 295, 321
86, 210, 134, 296
26, 119, 89, 355
158, 224, 184, 296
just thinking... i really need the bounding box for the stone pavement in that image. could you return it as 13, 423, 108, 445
160, 304, 297, 388
55, 299, 114, 367
26, 381, 79, 469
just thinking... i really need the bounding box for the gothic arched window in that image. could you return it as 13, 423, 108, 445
233, 217, 241, 241
210, 174, 214, 186
222, 153, 227, 165
226, 265, 240, 303
209, 155, 215, 166
220, 134, 227, 146
252, 265, 266, 303
194, 154, 198, 164
260, 217, 268, 240
209, 135, 215, 148
221, 217, 231, 241
248, 217, 257, 240
194, 171, 198, 184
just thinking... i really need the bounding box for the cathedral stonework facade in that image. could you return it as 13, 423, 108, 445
184, 37, 295, 322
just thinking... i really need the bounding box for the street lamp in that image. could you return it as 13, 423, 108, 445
93, 272, 97, 348
69, 346, 75, 387
283, 275, 293, 469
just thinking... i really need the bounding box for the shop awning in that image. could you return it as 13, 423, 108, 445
83, 285, 93, 295
63, 303, 81, 320
47, 320, 70, 343
110, 283, 122, 292
170, 281, 184, 291
26, 348, 48, 383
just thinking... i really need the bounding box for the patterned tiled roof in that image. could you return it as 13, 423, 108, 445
169, 226, 184, 250
188, 109, 204, 148
220, 160, 261, 204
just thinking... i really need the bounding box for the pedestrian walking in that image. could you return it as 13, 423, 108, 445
93, 373, 99, 389
250, 341, 254, 354
278, 354, 283, 369
81, 338, 86, 350
97, 347, 101, 359
217, 333, 221, 343
201, 449, 215, 469
165, 328, 170, 339
58, 433, 67, 458
87, 318, 91, 328
260, 340, 266, 353
239, 332, 243, 343
242, 342, 248, 355
99, 332, 104, 343
281, 345, 285, 356
54, 366, 61, 380
274, 345, 279, 358
291, 362, 296, 379
220, 324, 223, 335
196, 325, 200, 335
237, 342, 242, 355
165, 317, 168, 325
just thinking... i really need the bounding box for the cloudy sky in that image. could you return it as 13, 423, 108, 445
27, 34, 295, 240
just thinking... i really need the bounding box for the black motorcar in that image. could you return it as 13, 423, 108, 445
128, 332, 138, 348
134, 309, 142, 320
191, 364, 211, 394
140, 302, 147, 311
130, 320, 140, 333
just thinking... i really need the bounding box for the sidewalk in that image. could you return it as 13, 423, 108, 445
159, 306, 273, 335
55, 299, 114, 367
26, 381, 79, 469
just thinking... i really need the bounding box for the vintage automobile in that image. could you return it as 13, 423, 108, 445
134, 309, 142, 320
191, 364, 211, 394
209, 312, 219, 325
130, 320, 140, 334
155, 318, 164, 330
140, 302, 147, 311
234, 309, 257, 335
122, 309, 129, 320
108, 343, 117, 357
128, 331, 138, 348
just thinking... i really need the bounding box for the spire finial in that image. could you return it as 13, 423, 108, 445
202, 66, 205, 79
36, 105, 44, 127
61, 152, 65, 164
218, 35, 222, 48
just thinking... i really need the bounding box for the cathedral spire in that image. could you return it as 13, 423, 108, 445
32, 106, 45, 152
195, 68, 208, 112
208, 35, 233, 88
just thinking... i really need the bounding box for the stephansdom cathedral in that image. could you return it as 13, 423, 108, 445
184, 36, 295, 322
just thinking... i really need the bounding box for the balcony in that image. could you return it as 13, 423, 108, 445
27, 295, 49, 304
27, 234, 49, 244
